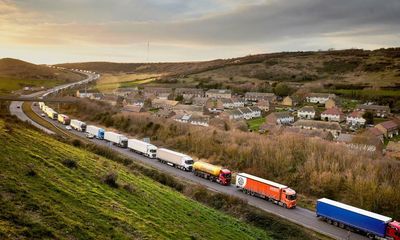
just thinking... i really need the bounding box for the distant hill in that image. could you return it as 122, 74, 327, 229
0, 58, 83, 81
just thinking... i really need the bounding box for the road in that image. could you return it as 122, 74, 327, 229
11, 70, 367, 240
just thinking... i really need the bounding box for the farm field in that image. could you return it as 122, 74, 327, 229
96, 73, 160, 92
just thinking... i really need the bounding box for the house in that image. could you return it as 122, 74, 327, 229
174, 114, 192, 123
266, 112, 294, 125
175, 88, 204, 98
367, 127, 384, 143
245, 92, 277, 102
321, 107, 344, 122
205, 89, 232, 99
293, 120, 342, 138
151, 99, 179, 110
325, 98, 337, 109
375, 120, 399, 138
143, 87, 172, 98
205, 98, 224, 113
306, 93, 336, 104
247, 106, 262, 118
297, 106, 316, 119
155, 109, 175, 118
281, 96, 294, 107
386, 141, 400, 159
336, 133, 380, 153
114, 87, 139, 97
157, 92, 172, 100
76, 90, 96, 98
356, 104, 390, 117
346, 111, 366, 126
192, 97, 209, 106
224, 109, 244, 120
232, 98, 246, 108
237, 107, 253, 120
91, 93, 105, 100
173, 104, 204, 115
121, 105, 144, 113
102, 94, 120, 106
220, 98, 235, 109
283, 128, 333, 141
256, 99, 270, 111
123, 98, 144, 107
189, 115, 210, 127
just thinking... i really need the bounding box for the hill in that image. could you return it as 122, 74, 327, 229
0, 58, 84, 94
0, 119, 273, 239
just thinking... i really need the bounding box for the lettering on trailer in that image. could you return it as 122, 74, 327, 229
237, 176, 246, 187
270, 187, 279, 192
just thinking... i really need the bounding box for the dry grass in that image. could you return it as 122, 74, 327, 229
96, 73, 160, 92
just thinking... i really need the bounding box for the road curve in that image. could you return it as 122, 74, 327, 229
14, 71, 367, 240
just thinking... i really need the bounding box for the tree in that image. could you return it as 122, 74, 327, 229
175, 95, 184, 101
273, 83, 292, 97
363, 111, 374, 125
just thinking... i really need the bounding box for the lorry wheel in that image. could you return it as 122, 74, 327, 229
283, 203, 287, 208
327, 219, 332, 225
339, 223, 344, 229
367, 233, 375, 239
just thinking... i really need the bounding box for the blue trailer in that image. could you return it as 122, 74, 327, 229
316, 198, 394, 238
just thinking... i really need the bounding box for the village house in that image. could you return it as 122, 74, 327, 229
175, 88, 204, 98
220, 98, 235, 109
321, 107, 344, 122
266, 112, 294, 125
293, 120, 342, 138
91, 93, 104, 101
173, 104, 204, 115
237, 107, 253, 120
76, 90, 97, 98
157, 92, 172, 100
297, 106, 316, 119
123, 98, 144, 107
356, 104, 391, 117
151, 99, 179, 110
143, 87, 172, 98
375, 120, 399, 138
281, 96, 295, 107
247, 106, 262, 118
121, 105, 144, 113
224, 109, 244, 120
101, 94, 120, 106
336, 133, 380, 153
346, 111, 366, 126
174, 114, 192, 124
114, 87, 139, 97
189, 115, 210, 127
367, 127, 385, 143
205, 98, 224, 113
325, 98, 337, 109
282, 127, 334, 141
306, 93, 336, 104
192, 97, 209, 106
232, 98, 246, 108
205, 89, 232, 99
245, 92, 277, 102
256, 99, 270, 111
155, 109, 175, 118
223, 107, 261, 121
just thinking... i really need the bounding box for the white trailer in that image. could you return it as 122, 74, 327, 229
127, 139, 157, 158
46, 108, 58, 120
86, 125, 105, 139
156, 148, 194, 171
39, 102, 45, 110
57, 114, 70, 125
70, 119, 87, 132
104, 131, 128, 148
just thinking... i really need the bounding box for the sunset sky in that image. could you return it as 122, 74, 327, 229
1, 0, 399, 64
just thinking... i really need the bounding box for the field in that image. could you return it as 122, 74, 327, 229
96, 73, 160, 92
247, 117, 265, 132
0, 119, 272, 239
0, 77, 64, 95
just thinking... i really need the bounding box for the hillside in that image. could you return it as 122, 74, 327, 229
0, 119, 273, 239
0, 58, 84, 94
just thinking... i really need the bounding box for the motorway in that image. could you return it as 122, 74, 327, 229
10, 71, 366, 240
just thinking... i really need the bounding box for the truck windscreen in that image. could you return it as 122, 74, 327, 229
287, 194, 296, 200
185, 160, 194, 164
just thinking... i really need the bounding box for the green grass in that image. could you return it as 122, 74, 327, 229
0, 77, 65, 94
332, 89, 400, 97
0, 119, 272, 240
247, 117, 265, 131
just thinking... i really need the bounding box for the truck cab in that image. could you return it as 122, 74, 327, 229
387, 221, 400, 240
282, 188, 297, 208
218, 169, 232, 185
183, 157, 194, 171
148, 147, 157, 158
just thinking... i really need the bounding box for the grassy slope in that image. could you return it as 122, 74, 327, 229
0, 120, 271, 240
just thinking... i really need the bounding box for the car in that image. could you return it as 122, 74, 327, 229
41, 113, 46, 117
65, 126, 72, 130
86, 133, 94, 139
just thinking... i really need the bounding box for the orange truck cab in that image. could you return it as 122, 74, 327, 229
281, 188, 297, 209
387, 221, 400, 240
219, 169, 232, 185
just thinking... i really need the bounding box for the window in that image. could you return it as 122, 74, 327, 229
223, 173, 231, 179
150, 149, 157, 153
287, 194, 297, 200
185, 160, 194, 165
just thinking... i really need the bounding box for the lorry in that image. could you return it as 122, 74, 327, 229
86, 125, 105, 139
193, 161, 231, 185
57, 114, 70, 125
70, 119, 87, 132
316, 198, 400, 239
156, 148, 194, 171
104, 131, 128, 148
46, 108, 58, 120
235, 173, 297, 208
39, 102, 45, 110
127, 139, 157, 158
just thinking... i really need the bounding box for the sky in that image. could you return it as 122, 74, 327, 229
0, 0, 399, 64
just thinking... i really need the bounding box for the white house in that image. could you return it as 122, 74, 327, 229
297, 106, 316, 119
247, 106, 262, 118
321, 107, 344, 122
306, 93, 336, 104
346, 111, 366, 126
221, 98, 235, 109
266, 112, 295, 125
238, 107, 253, 120
189, 115, 209, 127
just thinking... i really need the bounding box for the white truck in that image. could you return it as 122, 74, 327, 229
156, 148, 194, 171
127, 139, 157, 158
70, 119, 87, 132
104, 131, 128, 148
86, 125, 105, 139
46, 108, 58, 120
39, 102, 45, 110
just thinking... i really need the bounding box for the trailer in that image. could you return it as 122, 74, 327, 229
193, 161, 231, 185
38, 102, 45, 110
70, 119, 87, 132
86, 125, 105, 139
46, 108, 58, 120
156, 148, 194, 171
236, 173, 297, 208
104, 131, 128, 148
316, 198, 400, 239
57, 114, 70, 125
127, 139, 157, 158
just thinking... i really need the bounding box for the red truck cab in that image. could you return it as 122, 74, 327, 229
219, 169, 231, 185
386, 221, 400, 240
282, 188, 297, 209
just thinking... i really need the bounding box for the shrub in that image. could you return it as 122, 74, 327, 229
123, 183, 136, 193
26, 164, 37, 177
62, 159, 78, 169
102, 172, 119, 188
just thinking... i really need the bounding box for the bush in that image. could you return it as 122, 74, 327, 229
123, 183, 136, 193
62, 159, 78, 169
102, 172, 119, 188
71, 139, 82, 147
26, 164, 37, 177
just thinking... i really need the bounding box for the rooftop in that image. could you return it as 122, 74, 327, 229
322, 107, 344, 116
299, 106, 315, 112
377, 120, 398, 130
293, 120, 341, 131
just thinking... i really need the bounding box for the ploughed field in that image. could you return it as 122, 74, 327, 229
0, 119, 271, 239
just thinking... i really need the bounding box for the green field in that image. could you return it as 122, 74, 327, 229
0, 119, 271, 239
332, 89, 400, 98
0, 77, 64, 94
247, 117, 265, 131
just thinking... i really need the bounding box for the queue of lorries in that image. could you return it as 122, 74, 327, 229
38, 101, 400, 240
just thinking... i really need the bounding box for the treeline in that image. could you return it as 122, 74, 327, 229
60, 100, 400, 219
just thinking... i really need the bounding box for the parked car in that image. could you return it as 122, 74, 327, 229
65, 126, 72, 130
